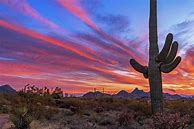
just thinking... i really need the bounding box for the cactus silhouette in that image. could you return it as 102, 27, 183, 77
130, 0, 181, 113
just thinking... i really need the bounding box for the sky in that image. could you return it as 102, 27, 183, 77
0, 0, 193, 95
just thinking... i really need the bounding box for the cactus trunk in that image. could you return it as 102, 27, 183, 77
149, 0, 163, 113
149, 61, 163, 113
129, 0, 181, 114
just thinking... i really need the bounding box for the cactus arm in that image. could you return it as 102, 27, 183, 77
164, 41, 178, 64
143, 72, 149, 78
156, 33, 173, 62
130, 59, 148, 74
160, 56, 181, 73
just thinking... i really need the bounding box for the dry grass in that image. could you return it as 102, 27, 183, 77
0, 92, 194, 129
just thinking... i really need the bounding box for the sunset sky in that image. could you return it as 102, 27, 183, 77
0, 0, 193, 95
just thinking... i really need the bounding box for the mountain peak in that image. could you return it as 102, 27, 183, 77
0, 84, 16, 94
131, 88, 144, 94
1, 84, 12, 89
118, 90, 129, 94
115, 90, 129, 98
134, 88, 139, 90
130, 88, 148, 98
83, 91, 110, 98
133, 88, 140, 92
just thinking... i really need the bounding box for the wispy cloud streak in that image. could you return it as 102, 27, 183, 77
0, 0, 193, 94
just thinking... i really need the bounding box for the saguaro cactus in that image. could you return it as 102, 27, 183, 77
130, 0, 181, 113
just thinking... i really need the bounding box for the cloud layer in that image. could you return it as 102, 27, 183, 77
0, 0, 193, 95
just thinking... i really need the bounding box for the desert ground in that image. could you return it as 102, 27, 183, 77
1, 90, 194, 129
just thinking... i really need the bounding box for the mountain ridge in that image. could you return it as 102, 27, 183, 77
0, 84, 17, 94
83, 88, 186, 100
0, 84, 192, 99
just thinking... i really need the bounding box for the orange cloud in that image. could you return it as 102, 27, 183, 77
0, 20, 101, 63
58, 0, 99, 31
0, 0, 68, 35
58, 0, 144, 62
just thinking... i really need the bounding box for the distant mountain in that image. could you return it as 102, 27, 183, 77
114, 90, 129, 98
82, 88, 186, 100
0, 84, 16, 94
130, 88, 149, 98
114, 88, 149, 99
163, 93, 182, 100
83, 91, 111, 98
179, 94, 193, 99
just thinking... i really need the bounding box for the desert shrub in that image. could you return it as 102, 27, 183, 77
109, 99, 126, 110
99, 118, 112, 126
57, 98, 83, 113
51, 87, 63, 99
182, 103, 194, 126
57, 98, 80, 108
10, 107, 33, 129
152, 112, 190, 129
0, 105, 9, 113
97, 97, 114, 103
94, 105, 104, 113
41, 107, 59, 120
165, 99, 194, 113
94, 102, 111, 111
98, 98, 127, 111
18, 92, 55, 106
77, 98, 128, 111
69, 106, 81, 113
27, 104, 59, 120
81, 98, 97, 110
10, 96, 26, 107
127, 100, 151, 116
33, 95, 55, 106
91, 98, 122, 111
118, 111, 135, 126
0, 93, 11, 105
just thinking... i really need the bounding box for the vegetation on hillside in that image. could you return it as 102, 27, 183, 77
0, 85, 194, 129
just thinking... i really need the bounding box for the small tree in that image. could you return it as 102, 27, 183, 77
51, 87, 63, 99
